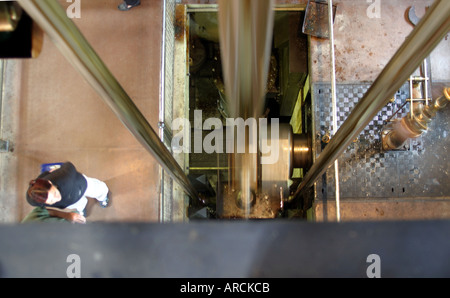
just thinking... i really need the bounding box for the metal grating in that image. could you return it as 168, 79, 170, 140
313, 82, 450, 200
163, 0, 176, 137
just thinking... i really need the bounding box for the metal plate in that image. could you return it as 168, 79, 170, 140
302, 0, 336, 39
313, 83, 449, 200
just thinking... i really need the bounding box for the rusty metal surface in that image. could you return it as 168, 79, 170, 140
309, 0, 436, 84
217, 184, 281, 218
302, 0, 336, 39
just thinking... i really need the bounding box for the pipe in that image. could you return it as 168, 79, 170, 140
17, 0, 200, 202
383, 87, 450, 150
292, 0, 450, 200
217, 0, 275, 213
327, 0, 340, 222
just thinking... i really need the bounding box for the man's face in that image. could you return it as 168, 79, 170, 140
45, 185, 62, 205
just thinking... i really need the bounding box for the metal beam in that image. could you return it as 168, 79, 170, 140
292, 0, 450, 200
17, 0, 200, 202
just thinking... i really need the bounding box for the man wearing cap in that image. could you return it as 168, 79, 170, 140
25, 161, 111, 223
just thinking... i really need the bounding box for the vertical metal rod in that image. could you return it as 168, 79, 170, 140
327, 0, 340, 222
159, 0, 168, 222
410, 75, 414, 118
424, 59, 429, 106
18, 0, 200, 202
292, 0, 450, 199
159, 0, 167, 142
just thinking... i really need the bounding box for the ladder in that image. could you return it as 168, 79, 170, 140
408, 59, 432, 118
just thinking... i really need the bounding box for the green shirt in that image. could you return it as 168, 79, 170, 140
21, 207, 70, 223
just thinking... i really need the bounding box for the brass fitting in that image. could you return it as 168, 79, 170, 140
382, 87, 449, 150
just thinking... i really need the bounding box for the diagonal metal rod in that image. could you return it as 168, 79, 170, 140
17, 0, 200, 202
292, 0, 450, 200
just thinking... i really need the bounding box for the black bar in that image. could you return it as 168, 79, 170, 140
1, 220, 449, 278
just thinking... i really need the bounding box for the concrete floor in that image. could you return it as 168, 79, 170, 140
1, 0, 164, 223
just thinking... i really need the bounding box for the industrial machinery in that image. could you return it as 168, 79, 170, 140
186, 2, 313, 218
382, 87, 450, 151
181, 0, 450, 220
8, 0, 449, 221
1, 0, 450, 278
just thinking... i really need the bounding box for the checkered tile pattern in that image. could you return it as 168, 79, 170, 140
312, 83, 449, 200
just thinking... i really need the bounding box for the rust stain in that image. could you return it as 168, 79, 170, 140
175, 5, 187, 41
375, 208, 385, 216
